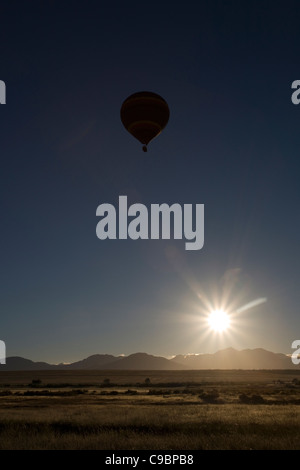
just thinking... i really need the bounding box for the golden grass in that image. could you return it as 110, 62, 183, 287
0, 369, 300, 449
0, 401, 299, 450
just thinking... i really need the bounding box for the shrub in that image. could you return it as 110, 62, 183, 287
239, 393, 265, 404
124, 389, 138, 395
0, 390, 12, 396
30, 379, 42, 387
199, 391, 221, 404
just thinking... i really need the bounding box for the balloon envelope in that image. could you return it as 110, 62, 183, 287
120, 91, 170, 151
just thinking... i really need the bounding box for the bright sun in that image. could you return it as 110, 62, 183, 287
208, 309, 230, 332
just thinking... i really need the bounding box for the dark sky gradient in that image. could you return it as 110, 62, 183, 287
1, 1, 300, 362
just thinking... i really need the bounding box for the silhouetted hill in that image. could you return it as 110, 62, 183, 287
171, 347, 296, 369
103, 352, 185, 370
1, 348, 298, 370
66, 354, 118, 370
2, 356, 53, 371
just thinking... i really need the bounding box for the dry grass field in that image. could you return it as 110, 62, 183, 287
0, 369, 299, 450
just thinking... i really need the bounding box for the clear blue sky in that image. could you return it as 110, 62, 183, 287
1, 1, 300, 363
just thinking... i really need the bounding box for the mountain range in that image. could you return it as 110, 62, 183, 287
0, 348, 298, 370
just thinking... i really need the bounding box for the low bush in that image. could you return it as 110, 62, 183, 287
199, 391, 223, 404
239, 393, 265, 404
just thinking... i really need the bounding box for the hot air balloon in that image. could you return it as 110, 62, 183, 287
120, 91, 170, 152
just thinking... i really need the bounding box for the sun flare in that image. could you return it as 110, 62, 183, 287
208, 309, 231, 332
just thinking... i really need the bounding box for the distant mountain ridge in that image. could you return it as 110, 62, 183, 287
1, 348, 298, 371
171, 348, 295, 370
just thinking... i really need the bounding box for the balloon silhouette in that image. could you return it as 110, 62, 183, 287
120, 91, 170, 152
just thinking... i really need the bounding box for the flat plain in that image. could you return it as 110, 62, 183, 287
0, 369, 299, 450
